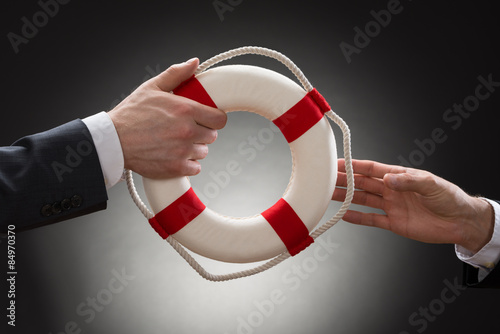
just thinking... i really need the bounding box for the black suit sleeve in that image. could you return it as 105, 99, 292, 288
463, 262, 500, 289
0, 119, 108, 233
462, 200, 500, 289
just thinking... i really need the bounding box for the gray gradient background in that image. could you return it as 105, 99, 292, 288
2, 1, 500, 333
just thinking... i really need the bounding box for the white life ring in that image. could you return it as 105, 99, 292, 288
141, 63, 337, 263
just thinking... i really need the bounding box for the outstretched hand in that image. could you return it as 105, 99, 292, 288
332, 159, 494, 253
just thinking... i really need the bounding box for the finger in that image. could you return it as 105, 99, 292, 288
193, 106, 228, 130
336, 171, 347, 187
332, 188, 384, 210
190, 143, 209, 160
342, 210, 390, 230
153, 58, 199, 92
332, 187, 347, 202
191, 125, 218, 145
338, 159, 407, 179
383, 170, 440, 196
336, 172, 385, 194
182, 159, 202, 176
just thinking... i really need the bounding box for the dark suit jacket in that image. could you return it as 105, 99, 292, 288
464, 263, 500, 289
0, 119, 108, 233
463, 200, 500, 289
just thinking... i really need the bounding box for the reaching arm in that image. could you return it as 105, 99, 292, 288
332, 159, 500, 287
332, 159, 494, 252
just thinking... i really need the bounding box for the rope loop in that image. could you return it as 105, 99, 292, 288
195, 46, 313, 92
126, 46, 354, 281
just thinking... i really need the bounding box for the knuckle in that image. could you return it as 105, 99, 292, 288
151, 91, 168, 105
366, 162, 375, 177
180, 160, 201, 176
355, 175, 366, 188
357, 191, 368, 205
176, 101, 195, 116
169, 160, 189, 177
178, 124, 196, 140
165, 64, 182, 77
171, 144, 190, 158
420, 172, 437, 186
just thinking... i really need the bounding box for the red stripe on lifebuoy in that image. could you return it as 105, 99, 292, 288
173, 76, 218, 108
261, 198, 314, 256
149, 188, 206, 239
149, 215, 169, 239
273, 88, 330, 143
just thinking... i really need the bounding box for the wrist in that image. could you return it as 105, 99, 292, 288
82, 112, 124, 189
459, 197, 494, 253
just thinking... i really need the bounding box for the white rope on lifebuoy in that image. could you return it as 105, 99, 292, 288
126, 46, 354, 281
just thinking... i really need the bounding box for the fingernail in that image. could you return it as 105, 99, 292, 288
186, 57, 198, 64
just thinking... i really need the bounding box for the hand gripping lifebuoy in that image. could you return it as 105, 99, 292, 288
126, 47, 355, 281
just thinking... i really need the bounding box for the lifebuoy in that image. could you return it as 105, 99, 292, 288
142, 64, 337, 263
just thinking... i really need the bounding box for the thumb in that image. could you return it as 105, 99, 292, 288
384, 170, 438, 196
153, 57, 199, 92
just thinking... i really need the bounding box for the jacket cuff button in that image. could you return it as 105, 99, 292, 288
71, 195, 83, 208
41, 204, 53, 217
61, 198, 72, 211
51, 201, 62, 214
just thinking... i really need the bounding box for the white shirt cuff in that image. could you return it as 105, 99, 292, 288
455, 198, 500, 280
81, 112, 124, 190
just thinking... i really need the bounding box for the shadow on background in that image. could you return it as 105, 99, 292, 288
1, 1, 499, 333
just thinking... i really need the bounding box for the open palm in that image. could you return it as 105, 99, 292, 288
332, 159, 493, 253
